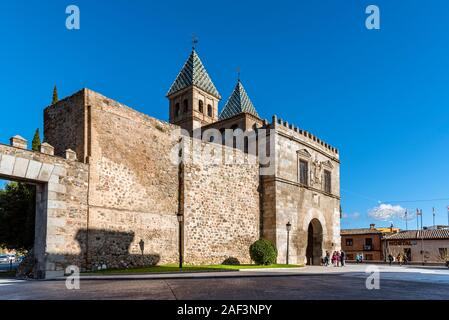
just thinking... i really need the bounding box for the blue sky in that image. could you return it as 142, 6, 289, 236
1, 0, 449, 229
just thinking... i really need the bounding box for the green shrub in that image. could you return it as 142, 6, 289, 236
222, 257, 240, 265
249, 239, 277, 265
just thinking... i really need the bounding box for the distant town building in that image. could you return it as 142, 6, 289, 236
385, 229, 449, 264
341, 224, 399, 261
424, 225, 449, 230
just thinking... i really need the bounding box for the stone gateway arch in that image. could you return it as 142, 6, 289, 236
0, 137, 88, 279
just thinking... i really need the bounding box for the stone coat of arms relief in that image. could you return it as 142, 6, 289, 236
311, 157, 323, 187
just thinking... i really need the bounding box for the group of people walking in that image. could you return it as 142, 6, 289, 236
320, 250, 410, 267
322, 250, 346, 267
387, 253, 409, 266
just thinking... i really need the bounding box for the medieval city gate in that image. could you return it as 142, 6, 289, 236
0, 136, 89, 279
306, 218, 324, 265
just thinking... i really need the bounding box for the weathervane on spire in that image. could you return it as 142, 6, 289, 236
192, 34, 198, 50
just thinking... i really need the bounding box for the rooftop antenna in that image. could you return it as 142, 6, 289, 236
236, 66, 241, 82
192, 34, 198, 50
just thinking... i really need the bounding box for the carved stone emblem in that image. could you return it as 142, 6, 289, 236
311, 157, 323, 186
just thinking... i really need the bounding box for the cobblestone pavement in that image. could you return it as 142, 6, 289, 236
1, 264, 448, 300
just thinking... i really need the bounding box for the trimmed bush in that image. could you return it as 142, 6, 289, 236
222, 257, 240, 265
249, 239, 277, 265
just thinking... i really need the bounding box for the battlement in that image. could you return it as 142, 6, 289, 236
270, 115, 339, 156
4, 135, 81, 162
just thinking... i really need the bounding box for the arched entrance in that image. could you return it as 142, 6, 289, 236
0, 141, 89, 278
306, 218, 323, 265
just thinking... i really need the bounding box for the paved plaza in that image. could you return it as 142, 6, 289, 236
1, 264, 449, 300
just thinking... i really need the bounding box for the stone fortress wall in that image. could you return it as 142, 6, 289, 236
43, 88, 260, 270
182, 140, 260, 264
0, 83, 340, 276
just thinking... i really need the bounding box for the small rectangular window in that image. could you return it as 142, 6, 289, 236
299, 160, 308, 185
345, 238, 353, 246
364, 238, 373, 250
324, 169, 331, 193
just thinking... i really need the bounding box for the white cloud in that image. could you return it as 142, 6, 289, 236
342, 212, 361, 220
368, 203, 407, 221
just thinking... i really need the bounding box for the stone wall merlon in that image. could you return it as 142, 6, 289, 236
0, 141, 84, 164
40, 142, 55, 156
270, 115, 339, 155
10, 135, 27, 149
65, 149, 77, 161
0, 144, 88, 182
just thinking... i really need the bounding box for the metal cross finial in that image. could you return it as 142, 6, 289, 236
192, 34, 198, 50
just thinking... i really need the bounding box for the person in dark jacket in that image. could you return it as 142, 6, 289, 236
340, 250, 346, 267
388, 254, 394, 266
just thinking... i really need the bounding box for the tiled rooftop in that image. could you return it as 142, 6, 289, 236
219, 80, 259, 120
167, 49, 221, 99
341, 228, 383, 235
385, 229, 449, 240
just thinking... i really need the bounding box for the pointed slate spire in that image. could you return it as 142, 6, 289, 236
167, 49, 221, 99
219, 80, 259, 120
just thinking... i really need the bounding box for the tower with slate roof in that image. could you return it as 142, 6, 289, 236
167, 49, 221, 134
219, 79, 259, 120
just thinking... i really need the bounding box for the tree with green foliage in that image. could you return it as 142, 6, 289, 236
0, 127, 41, 251
52, 85, 59, 104
249, 239, 278, 265
31, 128, 41, 152
0, 182, 36, 251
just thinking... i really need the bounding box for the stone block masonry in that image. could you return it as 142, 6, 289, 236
262, 117, 341, 265
183, 143, 260, 265
1, 83, 340, 275
0, 142, 89, 278
42, 88, 261, 269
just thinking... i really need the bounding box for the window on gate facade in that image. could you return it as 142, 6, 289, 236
198, 100, 204, 113
345, 238, 353, 246
299, 159, 308, 185
207, 104, 212, 117
175, 103, 180, 117
230, 125, 239, 148
324, 169, 331, 193
220, 128, 225, 144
